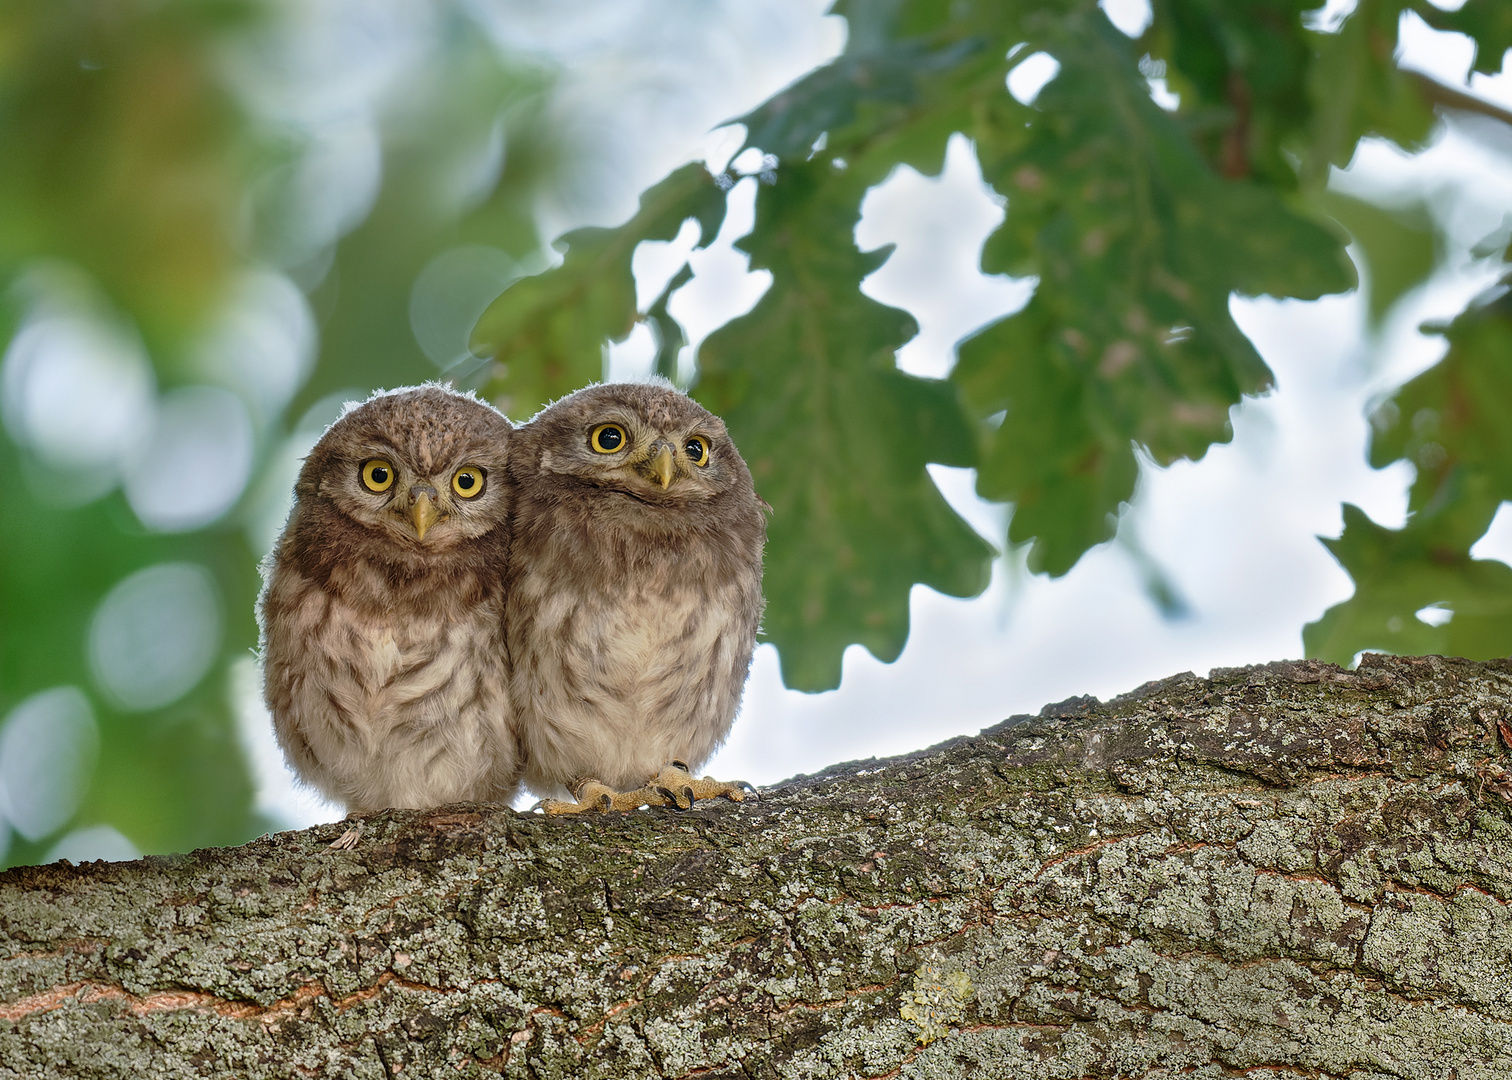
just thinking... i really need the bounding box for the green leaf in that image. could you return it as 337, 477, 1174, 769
696, 161, 994, 691
1305, 501, 1512, 664
1420, 0, 1512, 77
1302, 0, 1434, 181
1372, 279, 1512, 513
473, 163, 728, 417
1147, 0, 1317, 185
737, 36, 989, 164
957, 307, 1141, 575
1306, 276, 1512, 664
1317, 191, 1437, 324
647, 263, 694, 382
958, 10, 1352, 574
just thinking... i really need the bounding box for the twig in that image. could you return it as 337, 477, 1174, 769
1408, 70, 1512, 130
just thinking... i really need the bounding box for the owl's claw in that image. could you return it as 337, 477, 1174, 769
537, 764, 756, 815
649, 762, 755, 808
327, 818, 364, 850
655, 783, 696, 810
538, 779, 645, 815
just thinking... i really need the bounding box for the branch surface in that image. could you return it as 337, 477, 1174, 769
3, 655, 1512, 1078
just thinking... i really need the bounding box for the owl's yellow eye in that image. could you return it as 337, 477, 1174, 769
591, 424, 626, 453
452, 466, 485, 498
684, 437, 709, 467
361, 458, 395, 492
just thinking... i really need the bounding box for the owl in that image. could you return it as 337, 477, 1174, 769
257, 384, 519, 820
505, 380, 766, 813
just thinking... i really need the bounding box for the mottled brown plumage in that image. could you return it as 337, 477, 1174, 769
505, 380, 766, 806
257, 384, 518, 814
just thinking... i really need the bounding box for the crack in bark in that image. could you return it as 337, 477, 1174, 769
0, 969, 471, 1025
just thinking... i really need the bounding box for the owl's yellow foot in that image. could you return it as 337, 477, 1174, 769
649, 761, 756, 810
535, 762, 756, 815
536, 779, 650, 815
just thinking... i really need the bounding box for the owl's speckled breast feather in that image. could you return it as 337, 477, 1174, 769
261, 563, 514, 811
510, 535, 756, 796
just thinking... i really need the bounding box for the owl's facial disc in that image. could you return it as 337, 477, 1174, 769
542, 395, 728, 503
391, 464, 491, 542
588, 426, 708, 493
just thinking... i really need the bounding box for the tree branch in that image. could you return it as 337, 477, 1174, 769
3, 655, 1512, 1077
1411, 69, 1512, 130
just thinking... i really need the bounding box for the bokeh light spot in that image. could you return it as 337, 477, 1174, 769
43, 824, 141, 864
0, 306, 155, 478
0, 687, 100, 842
410, 245, 518, 372
196, 270, 316, 424
124, 386, 254, 532
89, 563, 222, 712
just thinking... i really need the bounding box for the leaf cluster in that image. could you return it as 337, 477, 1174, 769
478, 0, 1512, 689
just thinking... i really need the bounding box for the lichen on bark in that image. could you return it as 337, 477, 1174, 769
3, 654, 1512, 1078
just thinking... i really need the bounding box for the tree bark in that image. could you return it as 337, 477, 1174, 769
4, 654, 1512, 1079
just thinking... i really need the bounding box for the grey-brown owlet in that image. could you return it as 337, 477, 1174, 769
257, 384, 519, 815
505, 380, 766, 812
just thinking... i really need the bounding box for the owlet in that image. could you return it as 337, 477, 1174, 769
258, 384, 519, 814
505, 380, 766, 812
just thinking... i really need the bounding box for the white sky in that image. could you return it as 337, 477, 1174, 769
249, 0, 1512, 828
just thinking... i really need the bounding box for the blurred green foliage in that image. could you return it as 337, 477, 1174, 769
0, 0, 563, 866
0, 0, 1509, 865
0, 0, 252, 352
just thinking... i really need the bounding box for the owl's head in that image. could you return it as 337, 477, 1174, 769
297, 384, 511, 555
521, 380, 749, 506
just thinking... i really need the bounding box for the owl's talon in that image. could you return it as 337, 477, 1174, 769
540, 766, 754, 815
538, 797, 590, 815
539, 778, 645, 814
649, 764, 753, 807
328, 819, 364, 850
655, 784, 695, 810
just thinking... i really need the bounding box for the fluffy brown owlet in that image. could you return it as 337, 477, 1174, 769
505, 380, 766, 812
257, 384, 519, 816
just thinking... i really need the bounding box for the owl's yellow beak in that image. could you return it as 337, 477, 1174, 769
412, 492, 442, 540
649, 444, 675, 490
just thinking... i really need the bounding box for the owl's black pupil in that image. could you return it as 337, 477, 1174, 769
371, 466, 388, 483
687, 440, 702, 458
599, 427, 622, 449
458, 473, 475, 490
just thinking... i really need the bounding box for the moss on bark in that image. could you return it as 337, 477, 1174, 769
4, 655, 1512, 1078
